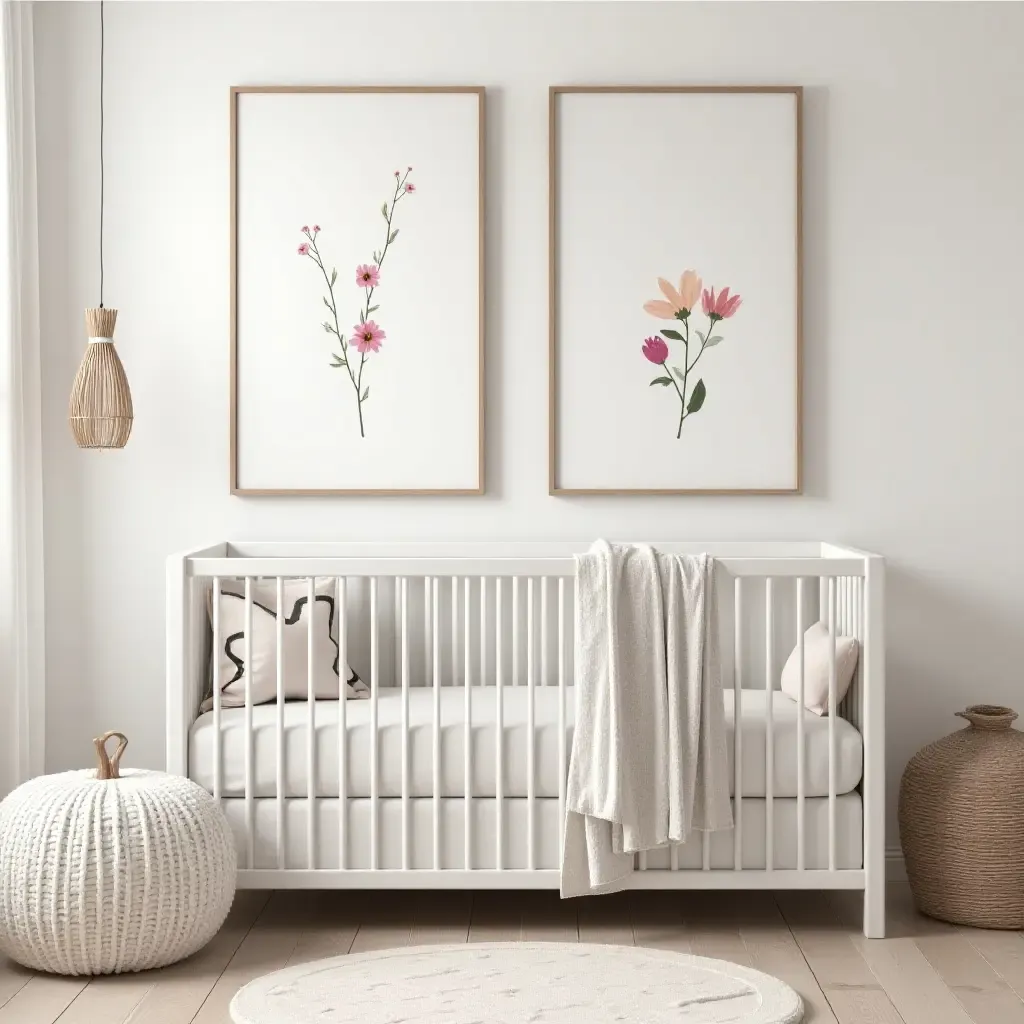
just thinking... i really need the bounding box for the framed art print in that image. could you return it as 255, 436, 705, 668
549, 86, 802, 494
231, 86, 485, 495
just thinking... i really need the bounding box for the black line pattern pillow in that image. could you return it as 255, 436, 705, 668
202, 578, 368, 711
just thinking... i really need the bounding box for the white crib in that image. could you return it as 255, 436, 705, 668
166, 542, 885, 937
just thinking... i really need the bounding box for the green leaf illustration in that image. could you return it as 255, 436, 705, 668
649, 377, 673, 387
695, 330, 706, 344
323, 321, 333, 333
687, 378, 707, 413
661, 329, 683, 341
361, 387, 370, 402
672, 366, 686, 381
322, 296, 332, 311
330, 268, 337, 286
368, 304, 380, 314
381, 203, 389, 218
704, 335, 724, 347
359, 310, 366, 324
389, 229, 399, 244
329, 354, 347, 368
373, 250, 381, 263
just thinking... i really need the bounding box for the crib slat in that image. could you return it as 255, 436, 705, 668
451, 577, 459, 687
424, 573, 432, 697
541, 578, 549, 688
840, 577, 851, 719
276, 577, 285, 870
464, 577, 472, 869
244, 577, 254, 869
796, 577, 806, 871
527, 578, 536, 870
337, 576, 348, 870
828, 577, 837, 872
400, 577, 410, 871
764, 577, 774, 872
432, 577, 441, 870
212, 578, 222, 804
512, 577, 519, 687
307, 576, 316, 869
495, 578, 504, 869
370, 577, 379, 870
393, 579, 401, 705
854, 576, 863, 731
733, 578, 743, 871
480, 576, 487, 689
558, 578, 567, 860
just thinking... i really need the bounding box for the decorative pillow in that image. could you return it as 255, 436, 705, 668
202, 578, 367, 712
780, 620, 859, 716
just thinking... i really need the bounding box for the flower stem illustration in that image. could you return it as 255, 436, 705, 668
297, 167, 416, 437
642, 270, 741, 438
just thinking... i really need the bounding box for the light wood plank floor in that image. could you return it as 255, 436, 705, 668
0, 884, 1022, 1023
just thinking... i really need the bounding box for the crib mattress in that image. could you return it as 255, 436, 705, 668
190, 687, 862, 800
223, 794, 863, 872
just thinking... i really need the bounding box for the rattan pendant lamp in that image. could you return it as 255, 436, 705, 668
68, 0, 133, 449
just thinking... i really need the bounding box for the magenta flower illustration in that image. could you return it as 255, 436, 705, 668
351, 320, 385, 353
642, 336, 669, 364
642, 270, 742, 438
296, 169, 416, 437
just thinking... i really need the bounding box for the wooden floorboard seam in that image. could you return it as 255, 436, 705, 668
187, 892, 271, 1024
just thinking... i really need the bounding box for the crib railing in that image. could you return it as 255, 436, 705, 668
167, 542, 884, 936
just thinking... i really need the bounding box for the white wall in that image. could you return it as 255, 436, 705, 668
33, 1, 1024, 844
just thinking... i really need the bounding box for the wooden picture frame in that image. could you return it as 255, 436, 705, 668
230, 86, 486, 496
549, 86, 803, 495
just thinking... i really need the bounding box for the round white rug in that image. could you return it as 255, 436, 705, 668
230, 942, 803, 1024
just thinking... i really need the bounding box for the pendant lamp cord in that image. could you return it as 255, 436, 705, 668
98, 0, 105, 308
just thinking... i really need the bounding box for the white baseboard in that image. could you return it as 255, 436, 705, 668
885, 846, 906, 882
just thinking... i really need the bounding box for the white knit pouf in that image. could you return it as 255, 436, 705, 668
0, 732, 236, 975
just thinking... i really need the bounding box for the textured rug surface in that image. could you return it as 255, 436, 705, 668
230, 941, 804, 1024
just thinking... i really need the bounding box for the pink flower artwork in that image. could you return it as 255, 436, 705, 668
702, 286, 742, 321
642, 336, 669, 364
295, 166, 416, 438
642, 271, 742, 438
355, 264, 380, 288
351, 320, 386, 353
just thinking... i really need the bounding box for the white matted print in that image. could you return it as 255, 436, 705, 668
550, 87, 801, 494
232, 87, 484, 494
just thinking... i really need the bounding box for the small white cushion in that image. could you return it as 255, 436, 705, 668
202, 578, 367, 711
780, 621, 859, 716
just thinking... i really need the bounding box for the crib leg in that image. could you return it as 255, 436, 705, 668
863, 875, 886, 938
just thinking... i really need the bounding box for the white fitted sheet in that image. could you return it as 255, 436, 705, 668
191, 687, 862, 800
224, 795, 863, 872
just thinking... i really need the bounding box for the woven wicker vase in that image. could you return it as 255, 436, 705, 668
899, 704, 1024, 928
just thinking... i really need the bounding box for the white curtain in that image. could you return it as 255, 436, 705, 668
0, 0, 44, 794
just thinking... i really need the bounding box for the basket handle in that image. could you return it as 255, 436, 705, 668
94, 731, 128, 780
